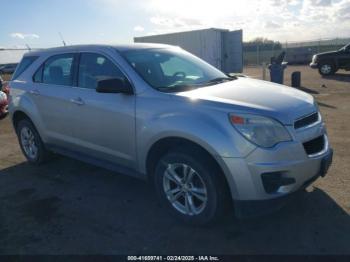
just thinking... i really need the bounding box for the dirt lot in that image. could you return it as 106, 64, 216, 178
0, 66, 349, 254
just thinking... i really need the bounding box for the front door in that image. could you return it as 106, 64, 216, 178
68, 52, 136, 168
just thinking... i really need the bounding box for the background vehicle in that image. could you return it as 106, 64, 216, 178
310, 43, 350, 76
0, 75, 9, 119
9, 45, 332, 225
0, 63, 18, 74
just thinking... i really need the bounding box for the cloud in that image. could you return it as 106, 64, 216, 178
269, 0, 302, 7
134, 26, 145, 32
336, 0, 350, 20
309, 0, 332, 6
97, 0, 350, 41
264, 21, 283, 29
150, 16, 202, 27
10, 33, 39, 39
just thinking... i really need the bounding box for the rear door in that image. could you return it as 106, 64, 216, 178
31, 53, 78, 149
68, 52, 136, 168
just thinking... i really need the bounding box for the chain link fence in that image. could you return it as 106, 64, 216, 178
243, 37, 350, 67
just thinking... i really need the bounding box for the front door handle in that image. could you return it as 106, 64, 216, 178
70, 97, 85, 106
29, 89, 40, 95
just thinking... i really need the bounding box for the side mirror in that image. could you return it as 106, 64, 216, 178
96, 78, 133, 94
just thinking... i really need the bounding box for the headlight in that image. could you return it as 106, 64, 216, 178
229, 113, 292, 148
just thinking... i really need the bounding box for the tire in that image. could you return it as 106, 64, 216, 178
16, 119, 51, 164
318, 63, 335, 76
154, 148, 229, 225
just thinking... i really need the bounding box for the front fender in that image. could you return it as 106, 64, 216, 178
136, 111, 253, 200
136, 106, 255, 168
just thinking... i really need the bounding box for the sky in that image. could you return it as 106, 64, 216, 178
0, 0, 350, 49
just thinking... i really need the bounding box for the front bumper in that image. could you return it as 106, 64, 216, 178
233, 148, 333, 218
220, 127, 333, 218
310, 62, 318, 69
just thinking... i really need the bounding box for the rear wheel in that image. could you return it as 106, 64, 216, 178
154, 148, 229, 225
16, 119, 51, 164
318, 63, 335, 76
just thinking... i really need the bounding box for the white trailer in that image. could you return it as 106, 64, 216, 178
134, 28, 243, 73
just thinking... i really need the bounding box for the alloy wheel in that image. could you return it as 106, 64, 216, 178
163, 163, 208, 216
320, 64, 332, 74
20, 127, 38, 159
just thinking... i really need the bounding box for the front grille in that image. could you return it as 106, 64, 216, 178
294, 112, 319, 129
303, 135, 325, 155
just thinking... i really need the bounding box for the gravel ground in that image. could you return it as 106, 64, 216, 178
0, 66, 349, 254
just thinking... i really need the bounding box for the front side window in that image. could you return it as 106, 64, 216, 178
41, 54, 75, 86
78, 53, 127, 89
120, 48, 231, 92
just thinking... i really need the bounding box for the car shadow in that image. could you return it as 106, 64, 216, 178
292, 86, 337, 109
318, 102, 337, 109
0, 157, 349, 254
322, 73, 350, 82
295, 86, 319, 94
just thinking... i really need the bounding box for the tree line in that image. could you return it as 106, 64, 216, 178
243, 37, 282, 52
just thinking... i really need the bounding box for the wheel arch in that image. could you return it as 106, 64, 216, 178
12, 110, 32, 129
145, 136, 237, 199
319, 58, 338, 69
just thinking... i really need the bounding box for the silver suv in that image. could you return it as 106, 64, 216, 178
9, 44, 333, 225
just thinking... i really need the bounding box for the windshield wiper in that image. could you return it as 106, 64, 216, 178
155, 76, 237, 92
207, 76, 236, 84
155, 84, 200, 93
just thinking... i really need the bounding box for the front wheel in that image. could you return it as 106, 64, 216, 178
318, 63, 335, 76
154, 149, 229, 225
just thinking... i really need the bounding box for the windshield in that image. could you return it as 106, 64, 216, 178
120, 48, 232, 92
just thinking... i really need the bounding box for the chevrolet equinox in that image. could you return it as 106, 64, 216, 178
9, 44, 333, 225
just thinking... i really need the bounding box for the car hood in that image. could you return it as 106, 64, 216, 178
175, 78, 316, 125
316, 50, 339, 57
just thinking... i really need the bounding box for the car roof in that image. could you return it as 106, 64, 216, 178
24, 43, 178, 57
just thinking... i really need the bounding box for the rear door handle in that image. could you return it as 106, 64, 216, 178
29, 89, 40, 95
70, 97, 85, 106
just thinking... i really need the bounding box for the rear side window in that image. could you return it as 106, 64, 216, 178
12, 56, 37, 80
33, 54, 75, 86
78, 53, 127, 89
